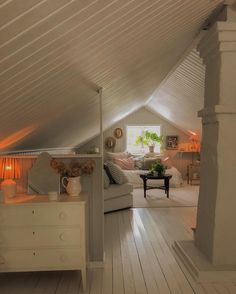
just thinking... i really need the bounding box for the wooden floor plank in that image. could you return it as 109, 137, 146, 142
200, 283, 219, 294
102, 214, 113, 294
133, 210, 172, 294
66, 271, 80, 294
140, 209, 186, 294
209, 282, 236, 294
56, 271, 73, 294
124, 210, 158, 294
111, 212, 125, 294
33, 271, 61, 294
79, 268, 91, 294
117, 212, 136, 294
223, 282, 236, 294
149, 208, 193, 246
0, 272, 33, 294
90, 269, 103, 294
130, 210, 172, 294
139, 208, 194, 294
122, 211, 148, 294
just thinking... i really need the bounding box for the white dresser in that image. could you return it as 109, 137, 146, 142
0, 193, 87, 290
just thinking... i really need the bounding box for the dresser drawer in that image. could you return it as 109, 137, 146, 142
0, 204, 84, 226
0, 227, 82, 248
0, 248, 85, 271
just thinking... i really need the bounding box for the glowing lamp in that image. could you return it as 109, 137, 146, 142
162, 156, 169, 162
0, 158, 20, 198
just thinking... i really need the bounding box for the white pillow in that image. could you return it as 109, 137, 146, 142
106, 161, 128, 185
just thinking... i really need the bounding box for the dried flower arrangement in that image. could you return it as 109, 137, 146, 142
51, 159, 96, 177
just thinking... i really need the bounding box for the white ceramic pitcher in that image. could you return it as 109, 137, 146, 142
61, 176, 81, 196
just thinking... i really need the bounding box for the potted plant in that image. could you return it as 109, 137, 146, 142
149, 159, 166, 176
135, 130, 163, 153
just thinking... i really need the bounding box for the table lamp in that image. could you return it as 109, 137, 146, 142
189, 131, 200, 151
0, 158, 20, 198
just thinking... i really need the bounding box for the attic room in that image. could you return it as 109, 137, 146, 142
0, 0, 236, 293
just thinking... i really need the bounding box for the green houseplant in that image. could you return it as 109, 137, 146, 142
149, 160, 166, 176
135, 130, 163, 153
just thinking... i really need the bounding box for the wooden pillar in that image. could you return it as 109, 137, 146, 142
195, 16, 236, 266
173, 6, 236, 281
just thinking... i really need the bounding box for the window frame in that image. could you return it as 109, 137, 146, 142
126, 124, 162, 155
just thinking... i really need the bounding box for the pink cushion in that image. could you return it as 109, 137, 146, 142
106, 151, 129, 160
113, 157, 135, 170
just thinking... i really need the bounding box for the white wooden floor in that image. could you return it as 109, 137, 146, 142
1, 207, 236, 294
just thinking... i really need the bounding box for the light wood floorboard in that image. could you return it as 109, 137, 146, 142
120, 211, 147, 294
1, 207, 236, 294
118, 213, 136, 294
101, 214, 113, 294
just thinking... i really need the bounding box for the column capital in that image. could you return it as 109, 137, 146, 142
198, 22, 236, 63
198, 105, 236, 117
198, 105, 236, 124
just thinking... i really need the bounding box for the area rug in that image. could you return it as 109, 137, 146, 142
133, 184, 199, 208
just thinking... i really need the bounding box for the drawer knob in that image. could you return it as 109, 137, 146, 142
59, 212, 67, 220
32, 210, 35, 214
0, 256, 5, 265
60, 233, 65, 241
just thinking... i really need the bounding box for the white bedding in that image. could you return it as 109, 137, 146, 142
123, 167, 183, 188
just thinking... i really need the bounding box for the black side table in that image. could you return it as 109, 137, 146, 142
139, 174, 172, 198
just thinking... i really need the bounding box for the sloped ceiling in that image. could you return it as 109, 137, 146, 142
147, 48, 205, 134
0, 0, 224, 152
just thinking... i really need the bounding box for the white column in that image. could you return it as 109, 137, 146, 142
195, 19, 236, 266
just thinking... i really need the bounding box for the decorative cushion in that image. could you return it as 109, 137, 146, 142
113, 157, 135, 170
104, 164, 116, 184
143, 157, 159, 170
106, 162, 128, 185
133, 156, 144, 170
104, 170, 110, 189
105, 151, 131, 161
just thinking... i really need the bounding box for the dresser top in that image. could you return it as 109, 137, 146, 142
0, 193, 87, 206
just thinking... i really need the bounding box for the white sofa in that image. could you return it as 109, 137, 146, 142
103, 152, 183, 213
105, 151, 183, 189
104, 183, 133, 213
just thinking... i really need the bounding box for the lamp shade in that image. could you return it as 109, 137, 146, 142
0, 158, 20, 179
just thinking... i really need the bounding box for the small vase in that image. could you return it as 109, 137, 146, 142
148, 145, 155, 153
61, 176, 81, 197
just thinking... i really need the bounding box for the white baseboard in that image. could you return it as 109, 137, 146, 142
173, 240, 236, 283
88, 252, 105, 268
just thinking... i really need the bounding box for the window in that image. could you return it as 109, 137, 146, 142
126, 125, 161, 154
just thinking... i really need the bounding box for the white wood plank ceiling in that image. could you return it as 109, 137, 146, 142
147, 48, 205, 134
0, 0, 224, 152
